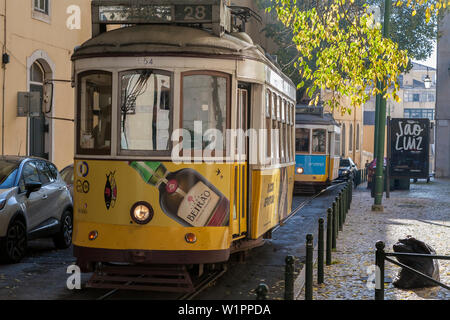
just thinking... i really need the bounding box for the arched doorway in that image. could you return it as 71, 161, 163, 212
29, 61, 49, 159
27, 51, 54, 160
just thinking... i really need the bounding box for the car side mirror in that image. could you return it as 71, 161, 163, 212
25, 182, 42, 198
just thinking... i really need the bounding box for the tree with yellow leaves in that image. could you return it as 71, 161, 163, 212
270, 0, 448, 113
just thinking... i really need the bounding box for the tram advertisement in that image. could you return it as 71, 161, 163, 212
389, 118, 430, 179
74, 160, 231, 227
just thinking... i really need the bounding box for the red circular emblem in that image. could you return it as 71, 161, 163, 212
166, 179, 178, 194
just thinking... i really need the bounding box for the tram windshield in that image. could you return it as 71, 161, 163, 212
296, 128, 310, 153
182, 73, 228, 152
120, 70, 172, 152
77, 72, 112, 154
312, 129, 326, 154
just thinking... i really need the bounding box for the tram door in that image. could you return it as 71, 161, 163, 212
232, 85, 249, 238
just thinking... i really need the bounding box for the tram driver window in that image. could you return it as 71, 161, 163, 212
182, 72, 229, 154
77, 72, 112, 154
120, 70, 172, 153
312, 129, 326, 154
296, 128, 310, 153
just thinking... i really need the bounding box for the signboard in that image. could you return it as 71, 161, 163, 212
389, 118, 430, 179
98, 4, 213, 24
91, 0, 230, 37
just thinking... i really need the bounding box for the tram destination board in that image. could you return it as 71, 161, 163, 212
389, 118, 430, 179
94, 0, 215, 24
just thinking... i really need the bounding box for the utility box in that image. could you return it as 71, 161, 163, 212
17, 92, 41, 117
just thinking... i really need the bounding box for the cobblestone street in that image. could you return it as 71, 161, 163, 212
298, 179, 450, 300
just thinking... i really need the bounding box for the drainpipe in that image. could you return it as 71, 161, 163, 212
1, 0, 6, 156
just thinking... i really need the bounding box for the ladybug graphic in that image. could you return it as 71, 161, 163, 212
105, 171, 117, 210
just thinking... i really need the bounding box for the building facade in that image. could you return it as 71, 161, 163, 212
0, 0, 91, 169
362, 62, 437, 170
435, 12, 450, 178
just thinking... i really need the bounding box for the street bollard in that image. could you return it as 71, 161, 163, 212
326, 208, 332, 265
343, 187, 347, 223
375, 241, 386, 301
318, 218, 324, 284
305, 234, 313, 300
284, 255, 295, 300
339, 191, 343, 232
332, 201, 337, 248
256, 283, 269, 300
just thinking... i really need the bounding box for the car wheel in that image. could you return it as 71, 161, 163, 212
0, 220, 27, 264
53, 210, 73, 249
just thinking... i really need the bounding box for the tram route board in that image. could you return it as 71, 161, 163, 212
94, 1, 216, 24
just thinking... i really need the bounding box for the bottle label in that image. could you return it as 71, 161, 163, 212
177, 181, 220, 227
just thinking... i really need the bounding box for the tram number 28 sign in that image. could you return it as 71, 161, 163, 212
389, 118, 430, 179
98, 4, 213, 24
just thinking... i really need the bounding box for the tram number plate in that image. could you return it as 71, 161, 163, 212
175, 5, 212, 22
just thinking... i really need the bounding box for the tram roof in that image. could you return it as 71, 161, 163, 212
295, 111, 340, 127
72, 24, 294, 87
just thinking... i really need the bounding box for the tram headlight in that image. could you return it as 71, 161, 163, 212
296, 167, 304, 174
185, 233, 197, 244
131, 202, 154, 225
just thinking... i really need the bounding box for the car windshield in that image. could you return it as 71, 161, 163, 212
340, 159, 350, 167
0, 160, 19, 189
60, 166, 73, 185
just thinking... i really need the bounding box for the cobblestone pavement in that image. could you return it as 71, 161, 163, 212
298, 179, 450, 300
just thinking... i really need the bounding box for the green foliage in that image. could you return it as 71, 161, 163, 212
268, 0, 447, 113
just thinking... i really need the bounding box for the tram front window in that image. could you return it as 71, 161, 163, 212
182, 72, 229, 153
77, 72, 112, 154
296, 128, 310, 153
312, 129, 326, 154
120, 70, 172, 153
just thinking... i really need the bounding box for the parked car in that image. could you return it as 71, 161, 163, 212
60, 164, 74, 198
0, 156, 73, 263
338, 158, 358, 180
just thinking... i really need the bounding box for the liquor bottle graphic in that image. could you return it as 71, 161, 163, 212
129, 161, 230, 227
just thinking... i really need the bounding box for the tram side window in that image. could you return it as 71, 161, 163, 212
77, 72, 112, 154
120, 70, 172, 153
296, 128, 310, 153
266, 90, 272, 159
312, 129, 326, 154
182, 72, 229, 153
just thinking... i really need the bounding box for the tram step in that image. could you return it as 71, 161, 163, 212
86, 264, 195, 292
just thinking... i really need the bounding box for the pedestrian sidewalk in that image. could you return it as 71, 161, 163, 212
298, 179, 450, 300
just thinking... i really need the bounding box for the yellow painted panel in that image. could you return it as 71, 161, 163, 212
73, 221, 229, 251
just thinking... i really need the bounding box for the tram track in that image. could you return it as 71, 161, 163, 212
273, 181, 345, 233
94, 181, 347, 300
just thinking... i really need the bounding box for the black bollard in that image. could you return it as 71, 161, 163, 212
339, 191, 343, 231
375, 241, 386, 301
333, 198, 338, 243
256, 283, 269, 300
305, 234, 313, 300
326, 208, 332, 265
284, 255, 295, 300
318, 218, 324, 284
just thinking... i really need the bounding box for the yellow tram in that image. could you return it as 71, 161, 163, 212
71, 0, 296, 291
